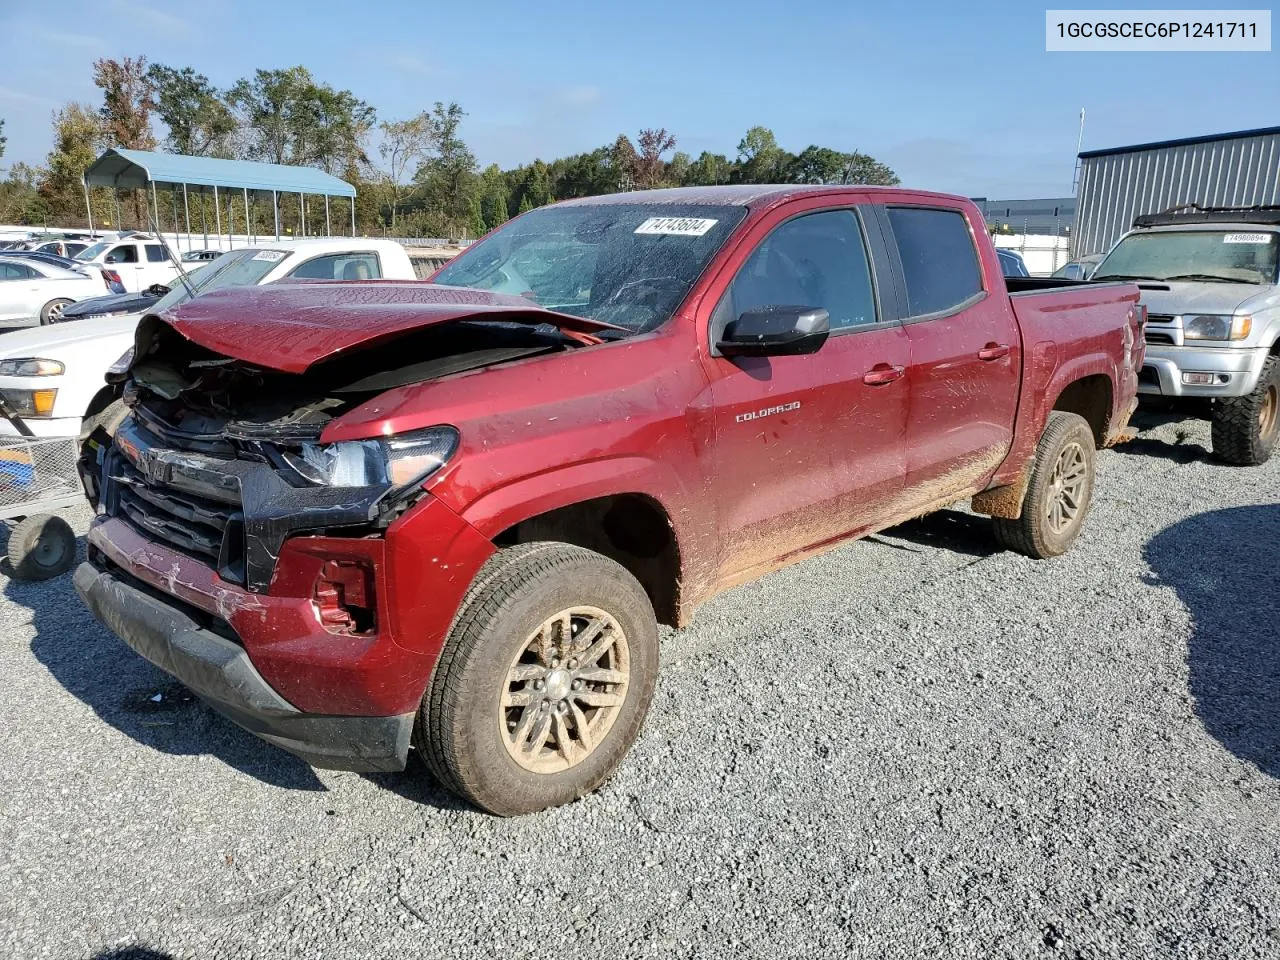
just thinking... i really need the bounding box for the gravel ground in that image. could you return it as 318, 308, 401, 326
1, 410, 1277, 960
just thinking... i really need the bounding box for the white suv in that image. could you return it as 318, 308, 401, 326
74, 234, 181, 292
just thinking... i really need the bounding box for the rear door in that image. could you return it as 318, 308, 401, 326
876, 203, 1020, 500
285, 251, 383, 280
142, 243, 178, 287
704, 200, 910, 582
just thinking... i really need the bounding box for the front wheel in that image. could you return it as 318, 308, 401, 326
7, 513, 76, 580
416, 542, 659, 816
1211, 356, 1279, 466
993, 411, 1096, 559
39, 299, 72, 324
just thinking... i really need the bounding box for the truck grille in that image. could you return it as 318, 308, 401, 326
104, 426, 248, 585
1145, 331, 1176, 345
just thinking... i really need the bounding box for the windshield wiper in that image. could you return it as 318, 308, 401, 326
1092, 273, 1164, 282
1161, 273, 1256, 284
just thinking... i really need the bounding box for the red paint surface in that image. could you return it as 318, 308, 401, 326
110, 186, 1140, 721
160, 282, 622, 373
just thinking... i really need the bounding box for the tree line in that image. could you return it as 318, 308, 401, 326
0, 58, 899, 238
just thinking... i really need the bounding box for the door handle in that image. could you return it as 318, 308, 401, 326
862, 363, 905, 386
978, 343, 1011, 361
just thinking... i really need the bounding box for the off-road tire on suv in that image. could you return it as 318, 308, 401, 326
1211, 356, 1280, 466
415, 542, 659, 816
993, 411, 1096, 559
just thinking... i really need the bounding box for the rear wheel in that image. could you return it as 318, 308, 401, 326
416, 543, 658, 816
1211, 356, 1280, 466
39, 299, 72, 324
993, 411, 1096, 559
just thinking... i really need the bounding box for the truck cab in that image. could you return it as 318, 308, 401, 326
1092, 207, 1280, 464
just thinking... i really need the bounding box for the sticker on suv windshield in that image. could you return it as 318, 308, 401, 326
634, 217, 719, 237
1223, 233, 1273, 244
251, 249, 287, 261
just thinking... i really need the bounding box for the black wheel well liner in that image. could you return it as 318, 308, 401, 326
492, 493, 682, 626
1051, 374, 1113, 446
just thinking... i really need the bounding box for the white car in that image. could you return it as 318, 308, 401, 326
0, 255, 109, 326
73, 234, 182, 293
0, 238, 418, 438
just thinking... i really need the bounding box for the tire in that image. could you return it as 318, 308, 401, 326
416, 542, 659, 816
7, 513, 76, 580
39, 299, 72, 325
1211, 356, 1280, 466
992, 411, 1096, 559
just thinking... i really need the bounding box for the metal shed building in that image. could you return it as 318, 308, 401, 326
1073, 126, 1280, 257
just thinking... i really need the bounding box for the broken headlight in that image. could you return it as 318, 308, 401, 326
283, 426, 459, 493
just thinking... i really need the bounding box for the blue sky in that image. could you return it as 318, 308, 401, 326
0, 0, 1274, 199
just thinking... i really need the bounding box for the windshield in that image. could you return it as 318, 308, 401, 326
76, 241, 112, 262
432, 203, 748, 333
150, 249, 288, 313
1094, 231, 1280, 285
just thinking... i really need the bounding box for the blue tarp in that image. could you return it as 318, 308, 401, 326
83, 149, 357, 198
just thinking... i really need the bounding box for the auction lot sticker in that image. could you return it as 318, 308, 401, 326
1047, 10, 1271, 51
635, 217, 719, 237
1223, 233, 1273, 243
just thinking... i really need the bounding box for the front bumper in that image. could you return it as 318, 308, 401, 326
74, 561, 414, 771
1138, 343, 1270, 398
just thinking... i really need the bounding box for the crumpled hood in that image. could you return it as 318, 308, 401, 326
1135, 280, 1266, 316
154, 281, 622, 374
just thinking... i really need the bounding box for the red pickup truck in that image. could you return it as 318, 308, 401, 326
75, 186, 1143, 815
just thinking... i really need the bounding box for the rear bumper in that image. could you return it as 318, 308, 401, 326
74, 561, 413, 771
1138, 344, 1270, 398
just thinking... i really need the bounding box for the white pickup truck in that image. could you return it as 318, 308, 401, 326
0, 238, 417, 439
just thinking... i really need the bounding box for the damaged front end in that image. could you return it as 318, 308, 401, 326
90, 315, 463, 594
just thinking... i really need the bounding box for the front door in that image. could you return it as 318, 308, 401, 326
104, 243, 144, 291
705, 205, 910, 584
879, 204, 1021, 501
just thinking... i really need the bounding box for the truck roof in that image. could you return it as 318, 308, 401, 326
555, 184, 967, 209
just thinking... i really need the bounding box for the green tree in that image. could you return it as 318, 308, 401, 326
39, 103, 110, 225
376, 112, 433, 230
146, 63, 235, 156
412, 102, 477, 237
736, 126, 783, 183
517, 192, 534, 215
783, 145, 900, 186
687, 151, 731, 185
228, 67, 374, 174
477, 163, 509, 229
0, 163, 48, 224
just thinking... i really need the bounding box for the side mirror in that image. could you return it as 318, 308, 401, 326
147, 283, 170, 296
717, 306, 830, 357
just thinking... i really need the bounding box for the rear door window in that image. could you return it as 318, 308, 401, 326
0, 262, 35, 279
145, 244, 171, 263
287, 253, 382, 280
886, 207, 984, 317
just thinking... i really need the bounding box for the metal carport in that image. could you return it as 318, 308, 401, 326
82, 148, 359, 249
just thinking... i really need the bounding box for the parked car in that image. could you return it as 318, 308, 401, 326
996, 248, 1030, 277
1092, 206, 1280, 464
73, 233, 182, 292
1, 251, 127, 296
0, 238, 417, 440
60, 276, 208, 323
74, 186, 1144, 816
0, 254, 112, 326
28, 239, 89, 259
1052, 255, 1104, 281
